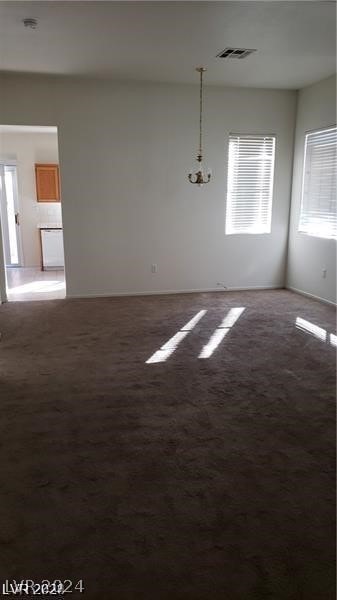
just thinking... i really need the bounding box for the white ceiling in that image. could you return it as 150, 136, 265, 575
0, 1, 336, 89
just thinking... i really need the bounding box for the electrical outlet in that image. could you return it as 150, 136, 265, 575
151, 264, 157, 273
322, 269, 327, 279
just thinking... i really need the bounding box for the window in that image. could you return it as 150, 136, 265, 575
225, 134, 276, 235
299, 126, 337, 240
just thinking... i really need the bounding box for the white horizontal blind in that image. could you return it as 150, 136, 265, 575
299, 126, 337, 240
225, 134, 276, 235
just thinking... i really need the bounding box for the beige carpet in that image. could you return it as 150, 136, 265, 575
0, 289, 335, 599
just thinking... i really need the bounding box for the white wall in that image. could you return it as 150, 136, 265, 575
287, 75, 336, 304
0, 74, 296, 298
0, 131, 60, 267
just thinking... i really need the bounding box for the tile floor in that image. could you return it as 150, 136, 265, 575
6, 267, 66, 301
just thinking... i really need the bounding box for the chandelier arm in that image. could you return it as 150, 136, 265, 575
188, 172, 211, 185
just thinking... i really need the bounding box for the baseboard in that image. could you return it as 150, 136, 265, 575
226, 285, 283, 292
287, 286, 336, 307
66, 285, 283, 300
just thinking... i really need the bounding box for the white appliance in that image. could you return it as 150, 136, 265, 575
41, 228, 65, 270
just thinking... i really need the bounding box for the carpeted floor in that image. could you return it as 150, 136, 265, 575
0, 289, 335, 599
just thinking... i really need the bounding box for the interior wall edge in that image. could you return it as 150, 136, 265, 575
284, 89, 299, 286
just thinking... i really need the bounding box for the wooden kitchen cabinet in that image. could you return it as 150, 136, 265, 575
35, 164, 60, 202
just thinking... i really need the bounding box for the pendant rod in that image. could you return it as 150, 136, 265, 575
188, 66, 211, 185
196, 67, 206, 159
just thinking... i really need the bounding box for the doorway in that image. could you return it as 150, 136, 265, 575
0, 125, 66, 302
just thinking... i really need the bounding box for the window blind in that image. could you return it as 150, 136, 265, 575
225, 134, 276, 235
299, 126, 337, 240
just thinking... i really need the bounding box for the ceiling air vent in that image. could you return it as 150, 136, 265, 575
217, 47, 256, 59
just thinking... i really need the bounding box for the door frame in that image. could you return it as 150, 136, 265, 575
0, 212, 7, 303
0, 161, 24, 268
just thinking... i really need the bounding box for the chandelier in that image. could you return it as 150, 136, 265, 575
188, 67, 211, 186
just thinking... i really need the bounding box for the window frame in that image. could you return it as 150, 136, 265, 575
298, 124, 337, 241
225, 132, 277, 236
